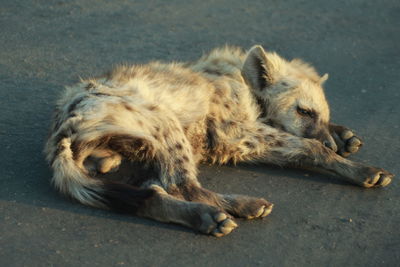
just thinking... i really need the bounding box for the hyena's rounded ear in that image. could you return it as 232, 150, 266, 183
320, 73, 329, 85
241, 45, 274, 91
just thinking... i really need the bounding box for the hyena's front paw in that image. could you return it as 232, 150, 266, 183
357, 167, 394, 188
226, 196, 273, 219
330, 124, 363, 157
198, 210, 238, 237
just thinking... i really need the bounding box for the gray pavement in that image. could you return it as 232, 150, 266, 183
0, 0, 399, 266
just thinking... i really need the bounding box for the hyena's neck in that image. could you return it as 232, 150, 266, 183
188, 47, 274, 126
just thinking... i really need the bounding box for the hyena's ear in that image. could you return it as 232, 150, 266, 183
320, 73, 329, 85
241, 45, 275, 91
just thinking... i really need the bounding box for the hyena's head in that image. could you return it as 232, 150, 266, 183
241, 45, 337, 151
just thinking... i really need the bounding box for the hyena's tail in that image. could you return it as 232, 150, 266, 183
49, 136, 155, 213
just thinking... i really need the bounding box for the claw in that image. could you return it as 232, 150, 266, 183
341, 130, 354, 140
330, 124, 363, 157
214, 212, 227, 222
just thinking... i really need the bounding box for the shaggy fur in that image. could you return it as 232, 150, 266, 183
44, 45, 394, 237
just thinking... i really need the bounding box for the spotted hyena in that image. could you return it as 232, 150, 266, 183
45, 45, 394, 237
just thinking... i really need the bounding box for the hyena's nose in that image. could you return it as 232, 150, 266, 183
323, 140, 338, 152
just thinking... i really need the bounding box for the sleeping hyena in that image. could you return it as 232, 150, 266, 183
45, 45, 394, 237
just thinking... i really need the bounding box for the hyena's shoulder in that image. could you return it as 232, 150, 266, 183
189, 46, 246, 81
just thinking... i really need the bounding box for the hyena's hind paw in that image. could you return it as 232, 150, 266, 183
222, 195, 274, 219
329, 123, 363, 157
198, 210, 238, 237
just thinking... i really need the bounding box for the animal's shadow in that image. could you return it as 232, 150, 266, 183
236, 162, 350, 186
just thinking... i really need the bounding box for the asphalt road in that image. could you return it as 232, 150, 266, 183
1, 0, 399, 266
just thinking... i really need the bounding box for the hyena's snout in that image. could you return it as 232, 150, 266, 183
309, 126, 338, 152
301, 122, 338, 152
322, 138, 337, 152
319, 131, 338, 152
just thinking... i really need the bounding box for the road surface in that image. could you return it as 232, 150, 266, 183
0, 0, 399, 266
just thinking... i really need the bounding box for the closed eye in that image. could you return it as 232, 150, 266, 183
297, 106, 316, 118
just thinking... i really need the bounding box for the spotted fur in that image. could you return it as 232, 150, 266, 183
44, 45, 394, 237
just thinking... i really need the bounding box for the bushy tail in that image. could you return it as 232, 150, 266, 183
50, 137, 155, 213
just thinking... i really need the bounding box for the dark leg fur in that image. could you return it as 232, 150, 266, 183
136, 185, 238, 237
100, 181, 156, 214
98, 182, 237, 236
168, 182, 273, 219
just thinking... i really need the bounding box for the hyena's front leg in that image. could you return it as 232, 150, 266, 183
329, 123, 363, 157
262, 132, 393, 187
299, 141, 393, 187
222, 124, 393, 187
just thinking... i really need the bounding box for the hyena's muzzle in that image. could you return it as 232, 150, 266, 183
305, 122, 338, 152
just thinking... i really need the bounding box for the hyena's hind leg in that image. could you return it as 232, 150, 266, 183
329, 123, 363, 157
101, 136, 238, 236
137, 185, 238, 237
104, 106, 238, 236
168, 182, 273, 219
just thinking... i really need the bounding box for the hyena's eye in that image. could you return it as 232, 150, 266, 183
280, 81, 289, 86
297, 106, 315, 118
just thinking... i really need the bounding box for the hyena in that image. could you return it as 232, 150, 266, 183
45, 45, 394, 237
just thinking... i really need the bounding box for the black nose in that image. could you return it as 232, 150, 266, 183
323, 140, 337, 152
